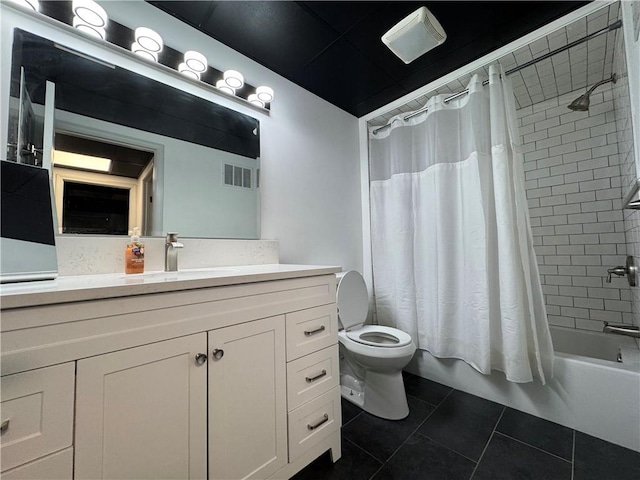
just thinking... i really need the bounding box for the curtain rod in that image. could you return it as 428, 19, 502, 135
371, 19, 622, 136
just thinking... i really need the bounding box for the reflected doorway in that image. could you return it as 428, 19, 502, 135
52, 133, 155, 235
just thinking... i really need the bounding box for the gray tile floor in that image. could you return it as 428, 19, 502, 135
293, 372, 640, 480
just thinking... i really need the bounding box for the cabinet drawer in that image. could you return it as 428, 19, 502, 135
1, 448, 73, 480
1, 363, 75, 472
288, 386, 341, 461
286, 304, 337, 361
287, 345, 339, 411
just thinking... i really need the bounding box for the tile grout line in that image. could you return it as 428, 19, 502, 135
414, 431, 479, 465
367, 387, 456, 480
341, 436, 386, 467
492, 431, 573, 464
341, 410, 363, 428
468, 406, 506, 480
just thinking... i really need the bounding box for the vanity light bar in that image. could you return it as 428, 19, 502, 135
12, 0, 273, 108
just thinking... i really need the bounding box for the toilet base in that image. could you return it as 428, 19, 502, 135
339, 370, 409, 420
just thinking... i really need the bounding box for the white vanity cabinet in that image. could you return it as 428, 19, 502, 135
74, 334, 208, 480
208, 316, 287, 480
0, 266, 341, 480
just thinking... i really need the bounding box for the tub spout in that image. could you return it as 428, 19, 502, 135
602, 322, 640, 339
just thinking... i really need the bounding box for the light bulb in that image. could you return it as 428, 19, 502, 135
135, 27, 163, 53
247, 94, 264, 107
7, 0, 40, 12
184, 50, 207, 73
178, 63, 200, 80
72, 0, 108, 27
256, 86, 274, 103
224, 70, 244, 89
73, 16, 106, 39
216, 80, 235, 95
131, 42, 158, 62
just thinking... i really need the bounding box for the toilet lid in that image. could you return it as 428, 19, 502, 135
336, 270, 369, 330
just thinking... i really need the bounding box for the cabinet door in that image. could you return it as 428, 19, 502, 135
75, 334, 207, 480
208, 316, 287, 480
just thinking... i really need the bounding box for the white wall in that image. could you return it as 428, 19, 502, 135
1, 1, 363, 272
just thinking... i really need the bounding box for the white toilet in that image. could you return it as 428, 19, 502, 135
337, 270, 417, 420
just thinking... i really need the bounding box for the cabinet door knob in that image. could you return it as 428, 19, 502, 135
0, 419, 9, 434
212, 349, 224, 360
195, 353, 208, 365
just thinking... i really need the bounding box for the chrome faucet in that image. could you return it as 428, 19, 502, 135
165, 232, 184, 272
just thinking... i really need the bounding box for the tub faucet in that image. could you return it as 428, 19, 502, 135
602, 322, 640, 339
165, 232, 184, 272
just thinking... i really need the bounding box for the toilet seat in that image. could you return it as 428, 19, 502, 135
346, 325, 413, 348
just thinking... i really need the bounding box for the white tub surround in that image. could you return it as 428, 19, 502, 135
1, 265, 342, 480
406, 326, 640, 452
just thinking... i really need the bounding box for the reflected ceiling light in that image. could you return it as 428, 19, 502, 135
131, 42, 158, 62
256, 86, 274, 103
72, 0, 108, 28
247, 94, 264, 108
52, 151, 111, 173
178, 62, 200, 80
224, 70, 244, 89
73, 16, 106, 39
135, 27, 163, 53
184, 50, 207, 73
7, 0, 40, 12
216, 80, 235, 95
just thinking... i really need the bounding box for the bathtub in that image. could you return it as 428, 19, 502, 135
405, 326, 640, 452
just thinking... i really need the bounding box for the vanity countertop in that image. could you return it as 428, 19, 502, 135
0, 264, 341, 310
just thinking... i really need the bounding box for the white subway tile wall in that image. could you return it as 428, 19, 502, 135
519, 77, 635, 333
613, 21, 640, 331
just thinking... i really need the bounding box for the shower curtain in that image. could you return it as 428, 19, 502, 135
369, 65, 554, 384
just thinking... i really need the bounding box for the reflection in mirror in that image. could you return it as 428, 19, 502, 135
8, 28, 261, 239
52, 133, 154, 235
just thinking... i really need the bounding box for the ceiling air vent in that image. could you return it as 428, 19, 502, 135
381, 6, 446, 64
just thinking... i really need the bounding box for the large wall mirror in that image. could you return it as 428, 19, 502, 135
7, 29, 261, 239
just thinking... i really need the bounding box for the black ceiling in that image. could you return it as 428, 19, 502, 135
148, 1, 590, 117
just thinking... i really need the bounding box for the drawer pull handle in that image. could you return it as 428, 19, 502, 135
1, 420, 9, 434
305, 369, 327, 383
307, 414, 329, 431
304, 326, 325, 337
195, 353, 208, 365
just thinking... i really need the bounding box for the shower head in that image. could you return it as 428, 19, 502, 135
568, 94, 590, 112
568, 74, 617, 111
